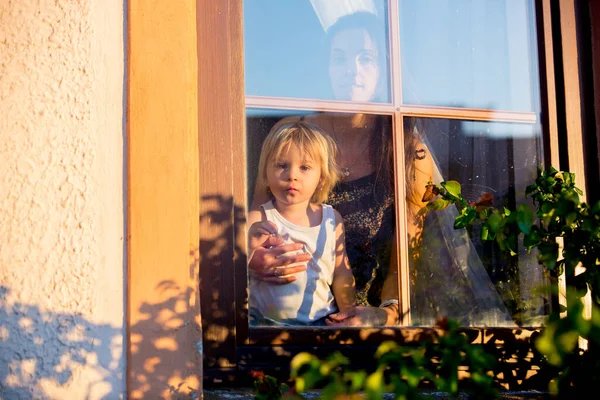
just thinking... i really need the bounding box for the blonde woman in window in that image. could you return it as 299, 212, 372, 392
248, 121, 357, 326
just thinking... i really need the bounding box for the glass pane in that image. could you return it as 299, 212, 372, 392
246, 109, 397, 326
406, 117, 550, 327
244, 0, 391, 103
399, 0, 541, 112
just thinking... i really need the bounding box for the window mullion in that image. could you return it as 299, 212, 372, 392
389, 1, 411, 325
393, 111, 411, 325
388, 0, 402, 106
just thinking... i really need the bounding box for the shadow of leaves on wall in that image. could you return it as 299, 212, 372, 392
128, 282, 202, 399
0, 286, 123, 399
199, 194, 246, 384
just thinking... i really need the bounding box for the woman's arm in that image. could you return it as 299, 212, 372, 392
330, 210, 357, 313
379, 233, 400, 325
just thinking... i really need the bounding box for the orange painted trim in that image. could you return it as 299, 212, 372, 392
540, 0, 560, 168
559, 0, 587, 195
558, 0, 590, 350
127, 0, 201, 398
592, 1, 600, 175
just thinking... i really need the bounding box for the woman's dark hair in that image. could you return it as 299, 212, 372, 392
322, 12, 422, 208
323, 11, 388, 59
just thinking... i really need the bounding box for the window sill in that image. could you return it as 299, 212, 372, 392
203, 389, 550, 399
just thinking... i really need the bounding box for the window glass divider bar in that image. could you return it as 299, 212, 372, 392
246, 96, 538, 124
389, 2, 410, 326
245, 96, 396, 114
393, 112, 411, 326
388, 0, 403, 107
399, 105, 538, 124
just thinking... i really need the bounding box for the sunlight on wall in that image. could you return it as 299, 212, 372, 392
0, 0, 125, 398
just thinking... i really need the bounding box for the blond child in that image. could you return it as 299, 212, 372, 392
248, 121, 356, 326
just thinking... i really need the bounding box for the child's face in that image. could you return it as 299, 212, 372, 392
266, 143, 322, 208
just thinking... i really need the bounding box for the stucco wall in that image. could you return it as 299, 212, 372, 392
0, 0, 126, 399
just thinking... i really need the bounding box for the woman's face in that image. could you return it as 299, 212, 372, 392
329, 28, 381, 102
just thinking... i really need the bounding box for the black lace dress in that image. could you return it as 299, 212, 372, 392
327, 172, 395, 306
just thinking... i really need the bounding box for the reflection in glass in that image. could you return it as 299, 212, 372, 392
244, 0, 390, 102
399, 0, 541, 112
407, 117, 550, 327
247, 109, 397, 326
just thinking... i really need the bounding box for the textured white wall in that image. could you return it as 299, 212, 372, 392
0, 0, 125, 399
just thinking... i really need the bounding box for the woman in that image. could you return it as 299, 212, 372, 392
248, 11, 433, 327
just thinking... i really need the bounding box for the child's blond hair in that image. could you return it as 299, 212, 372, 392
256, 121, 341, 204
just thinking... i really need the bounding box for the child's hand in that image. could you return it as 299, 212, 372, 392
248, 221, 279, 250
326, 306, 387, 327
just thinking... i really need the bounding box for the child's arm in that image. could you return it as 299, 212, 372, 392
247, 209, 277, 251
331, 209, 357, 313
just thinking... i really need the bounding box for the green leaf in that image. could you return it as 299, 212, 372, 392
506, 233, 519, 256
535, 325, 562, 366
565, 212, 578, 227
523, 229, 540, 250
365, 368, 385, 400
375, 340, 399, 358
525, 183, 538, 197
347, 370, 367, 392
538, 241, 559, 270
487, 212, 503, 233
540, 202, 556, 226
564, 171, 576, 186
454, 207, 476, 229
427, 198, 451, 210
480, 224, 489, 241
517, 204, 534, 234
441, 180, 462, 199
290, 352, 315, 374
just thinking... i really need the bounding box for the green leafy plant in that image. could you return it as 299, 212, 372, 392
287, 319, 497, 400
423, 166, 599, 294
250, 370, 291, 400
424, 166, 600, 396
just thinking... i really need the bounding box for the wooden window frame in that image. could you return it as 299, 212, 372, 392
127, 0, 594, 396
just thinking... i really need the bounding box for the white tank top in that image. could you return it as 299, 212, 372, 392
249, 200, 338, 325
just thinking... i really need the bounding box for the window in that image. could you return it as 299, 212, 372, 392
244, 0, 549, 328
195, 0, 578, 386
